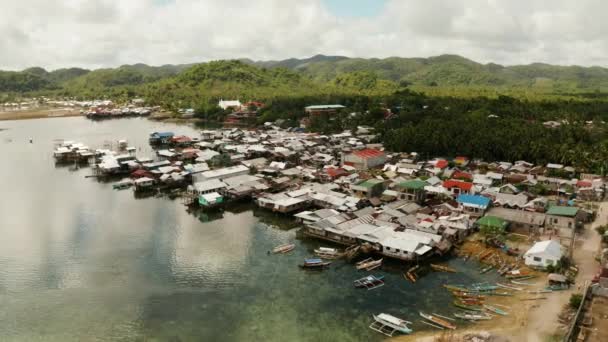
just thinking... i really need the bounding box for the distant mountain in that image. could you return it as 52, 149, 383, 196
1, 54, 608, 95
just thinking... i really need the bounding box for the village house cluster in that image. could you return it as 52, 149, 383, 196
52, 114, 604, 267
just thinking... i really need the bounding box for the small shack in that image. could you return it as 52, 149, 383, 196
524, 240, 563, 268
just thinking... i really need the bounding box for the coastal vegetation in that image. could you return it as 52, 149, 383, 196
3, 56, 608, 173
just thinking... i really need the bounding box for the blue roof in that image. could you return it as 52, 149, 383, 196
151, 132, 174, 138
457, 194, 490, 208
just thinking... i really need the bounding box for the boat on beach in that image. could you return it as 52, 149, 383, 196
314, 247, 342, 259
355, 258, 383, 271
272, 243, 295, 254
369, 313, 413, 336
496, 283, 522, 291
299, 258, 331, 269
484, 304, 509, 316
354, 275, 385, 290
454, 312, 492, 321
453, 300, 484, 311
419, 312, 457, 330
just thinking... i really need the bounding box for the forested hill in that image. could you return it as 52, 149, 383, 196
2, 54, 608, 96
246, 54, 608, 92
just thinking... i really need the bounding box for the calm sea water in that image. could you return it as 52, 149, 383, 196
0, 117, 499, 341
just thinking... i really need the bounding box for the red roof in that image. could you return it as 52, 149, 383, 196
443, 180, 473, 191
452, 171, 473, 180
131, 169, 153, 179
435, 159, 448, 169
171, 135, 192, 143
352, 149, 385, 159
577, 180, 592, 188
326, 167, 347, 178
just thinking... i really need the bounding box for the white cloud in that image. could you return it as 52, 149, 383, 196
0, 0, 607, 70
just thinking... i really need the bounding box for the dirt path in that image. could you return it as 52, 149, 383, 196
514, 202, 604, 341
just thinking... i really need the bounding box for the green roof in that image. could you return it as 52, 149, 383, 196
546, 206, 579, 217
477, 216, 508, 229
398, 179, 428, 190
357, 179, 384, 188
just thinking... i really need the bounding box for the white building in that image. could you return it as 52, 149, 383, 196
524, 240, 563, 268
218, 99, 242, 110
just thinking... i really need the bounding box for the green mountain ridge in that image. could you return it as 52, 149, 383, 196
2, 54, 608, 97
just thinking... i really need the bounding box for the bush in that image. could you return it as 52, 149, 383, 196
569, 293, 583, 309
596, 225, 607, 235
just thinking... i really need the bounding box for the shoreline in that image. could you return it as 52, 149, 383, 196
0, 108, 83, 121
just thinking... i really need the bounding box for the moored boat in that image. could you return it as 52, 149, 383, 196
484, 304, 509, 316
314, 247, 342, 259
369, 313, 413, 336
356, 258, 383, 271
496, 282, 522, 291
299, 258, 331, 269
419, 312, 457, 330
453, 300, 483, 312
430, 264, 457, 273
454, 312, 492, 321
272, 243, 295, 254
354, 275, 385, 290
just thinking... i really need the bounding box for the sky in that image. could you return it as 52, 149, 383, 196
1, 0, 607, 70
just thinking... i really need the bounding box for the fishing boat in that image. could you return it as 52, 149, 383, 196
545, 284, 569, 291
444, 284, 469, 292
354, 275, 385, 290
496, 283, 522, 291
479, 265, 494, 274
452, 291, 486, 300
113, 179, 133, 190
272, 243, 295, 254
299, 258, 331, 269
369, 313, 413, 336
484, 305, 509, 316
314, 247, 342, 259
485, 291, 513, 297
356, 258, 383, 271
469, 283, 499, 291
453, 300, 483, 311
430, 264, 457, 273
419, 312, 456, 330
511, 280, 534, 286
454, 312, 492, 321
404, 271, 417, 283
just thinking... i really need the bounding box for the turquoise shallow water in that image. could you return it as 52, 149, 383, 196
0, 117, 499, 341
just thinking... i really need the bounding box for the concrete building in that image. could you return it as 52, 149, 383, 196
342, 149, 387, 170
524, 240, 563, 268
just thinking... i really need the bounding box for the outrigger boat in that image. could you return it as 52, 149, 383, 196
479, 265, 494, 274
496, 283, 522, 291
454, 312, 492, 321
453, 300, 483, 312
469, 283, 499, 291
314, 247, 342, 259
419, 312, 457, 330
430, 264, 457, 273
369, 313, 413, 336
452, 291, 486, 300
354, 275, 385, 290
444, 284, 469, 292
356, 258, 383, 271
299, 258, 331, 269
484, 304, 509, 316
272, 243, 296, 254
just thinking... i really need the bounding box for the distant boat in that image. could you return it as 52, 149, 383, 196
356, 258, 383, 271
454, 312, 492, 321
369, 313, 413, 336
430, 264, 457, 273
299, 258, 331, 269
354, 275, 385, 290
496, 283, 522, 291
314, 247, 343, 259
453, 300, 483, 312
419, 312, 457, 330
484, 304, 509, 316
272, 243, 295, 254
